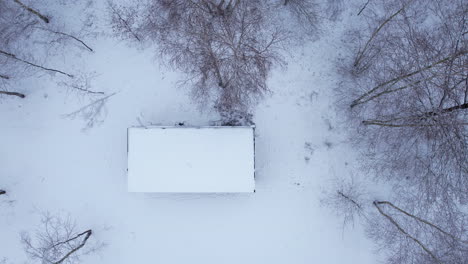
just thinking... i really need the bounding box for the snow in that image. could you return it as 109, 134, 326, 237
0, 2, 378, 264
127, 126, 255, 193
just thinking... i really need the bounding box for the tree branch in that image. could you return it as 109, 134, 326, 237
13, 0, 50, 23
375, 201, 468, 244
36, 28, 93, 52
352, 75, 441, 107
357, 0, 371, 16
338, 191, 363, 210
0, 49, 73, 78
0, 90, 26, 98
373, 201, 441, 263
362, 103, 468, 127
52, 229, 92, 264
351, 51, 467, 108
354, 4, 406, 67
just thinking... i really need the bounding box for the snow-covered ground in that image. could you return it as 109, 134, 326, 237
1, 4, 377, 264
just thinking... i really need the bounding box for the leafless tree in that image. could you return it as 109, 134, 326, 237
63, 92, 117, 131
322, 177, 468, 264
21, 212, 104, 264
1, 0, 116, 128
109, 0, 288, 117
321, 175, 370, 228
0, 0, 97, 99
337, 0, 467, 205
332, 0, 468, 262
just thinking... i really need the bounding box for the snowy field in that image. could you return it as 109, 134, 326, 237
1, 3, 377, 264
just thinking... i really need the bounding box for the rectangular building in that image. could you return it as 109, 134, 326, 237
127, 126, 255, 193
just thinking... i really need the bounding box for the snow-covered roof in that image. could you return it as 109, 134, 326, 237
127, 126, 255, 193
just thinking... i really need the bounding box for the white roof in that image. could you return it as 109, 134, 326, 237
127, 126, 255, 193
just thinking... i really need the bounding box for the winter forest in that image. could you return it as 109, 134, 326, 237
1, 0, 467, 263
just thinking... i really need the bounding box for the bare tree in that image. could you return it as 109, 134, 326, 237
1, 0, 116, 128
109, 0, 288, 117
321, 175, 370, 228
322, 178, 468, 264
332, 0, 468, 262
0, 0, 96, 99
21, 212, 104, 264
63, 92, 117, 130
337, 0, 467, 205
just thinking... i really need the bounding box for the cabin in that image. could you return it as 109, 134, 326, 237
127, 126, 255, 193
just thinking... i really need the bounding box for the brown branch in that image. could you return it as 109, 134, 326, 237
0, 190, 6, 195
353, 74, 442, 107
362, 103, 468, 127
68, 85, 104, 95
337, 191, 363, 210
376, 201, 468, 244
362, 120, 468, 127
36, 28, 93, 52
13, 0, 50, 23
52, 229, 92, 264
354, 4, 406, 67
464, 76, 468, 104
0, 90, 26, 98
0, 50, 73, 78
440, 102, 468, 113
373, 201, 441, 263
351, 51, 468, 108
357, 0, 371, 16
